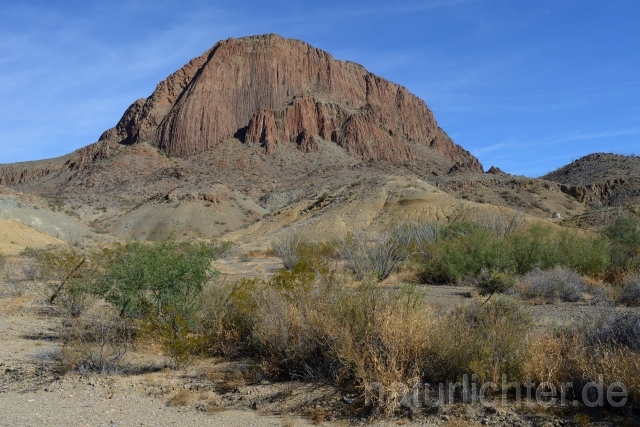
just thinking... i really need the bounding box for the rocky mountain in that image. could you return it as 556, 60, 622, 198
7, 35, 624, 247
0, 34, 481, 188
542, 153, 640, 207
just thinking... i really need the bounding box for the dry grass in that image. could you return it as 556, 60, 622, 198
526, 322, 640, 406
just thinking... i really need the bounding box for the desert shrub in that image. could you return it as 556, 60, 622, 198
271, 234, 305, 270
603, 212, 640, 277
337, 231, 408, 281
421, 224, 512, 283
420, 222, 610, 284
200, 278, 257, 357
94, 237, 214, 319
507, 225, 556, 274
396, 221, 441, 261
518, 267, 587, 302
22, 245, 92, 314
93, 237, 216, 367
527, 312, 640, 406
0, 252, 5, 274
22, 246, 86, 283
426, 297, 531, 384
475, 268, 516, 301
619, 275, 640, 306
552, 232, 611, 278
581, 311, 640, 352
252, 285, 344, 380
142, 304, 208, 368
59, 304, 135, 374
526, 331, 640, 406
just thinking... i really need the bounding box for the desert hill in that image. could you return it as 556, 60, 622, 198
0, 34, 487, 244
0, 35, 631, 249
542, 153, 640, 209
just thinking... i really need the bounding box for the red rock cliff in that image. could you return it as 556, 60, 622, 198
100, 34, 482, 170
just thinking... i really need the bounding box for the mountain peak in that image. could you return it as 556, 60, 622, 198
96, 34, 481, 170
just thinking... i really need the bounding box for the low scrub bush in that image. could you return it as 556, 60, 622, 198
603, 213, 640, 278
581, 311, 640, 352
337, 231, 408, 281
93, 237, 218, 367
527, 312, 640, 406
22, 245, 93, 315
619, 275, 640, 306
420, 223, 514, 283
271, 234, 305, 270
475, 268, 516, 301
420, 223, 610, 284
59, 304, 135, 374
426, 297, 531, 384
517, 267, 587, 302
94, 237, 214, 319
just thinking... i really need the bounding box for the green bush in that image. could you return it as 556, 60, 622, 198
421, 224, 513, 283
420, 222, 611, 284
603, 213, 640, 276
475, 268, 516, 301
93, 237, 217, 367
94, 237, 215, 319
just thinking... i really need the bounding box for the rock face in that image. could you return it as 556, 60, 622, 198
98, 34, 481, 169
542, 153, 640, 207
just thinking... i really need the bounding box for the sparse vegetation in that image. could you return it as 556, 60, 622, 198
271, 234, 305, 270
517, 267, 587, 302
6, 210, 640, 418
337, 230, 408, 281
618, 274, 640, 306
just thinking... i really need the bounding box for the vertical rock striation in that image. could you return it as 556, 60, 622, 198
99, 34, 482, 170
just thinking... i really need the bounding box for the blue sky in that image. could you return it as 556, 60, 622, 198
1, 0, 638, 177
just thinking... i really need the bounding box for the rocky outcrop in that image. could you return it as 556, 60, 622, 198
1, 34, 483, 191
487, 166, 506, 175
559, 178, 639, 206
543, 153, 640, 207
0, 157, 67, 186
98, 34, 482, 169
